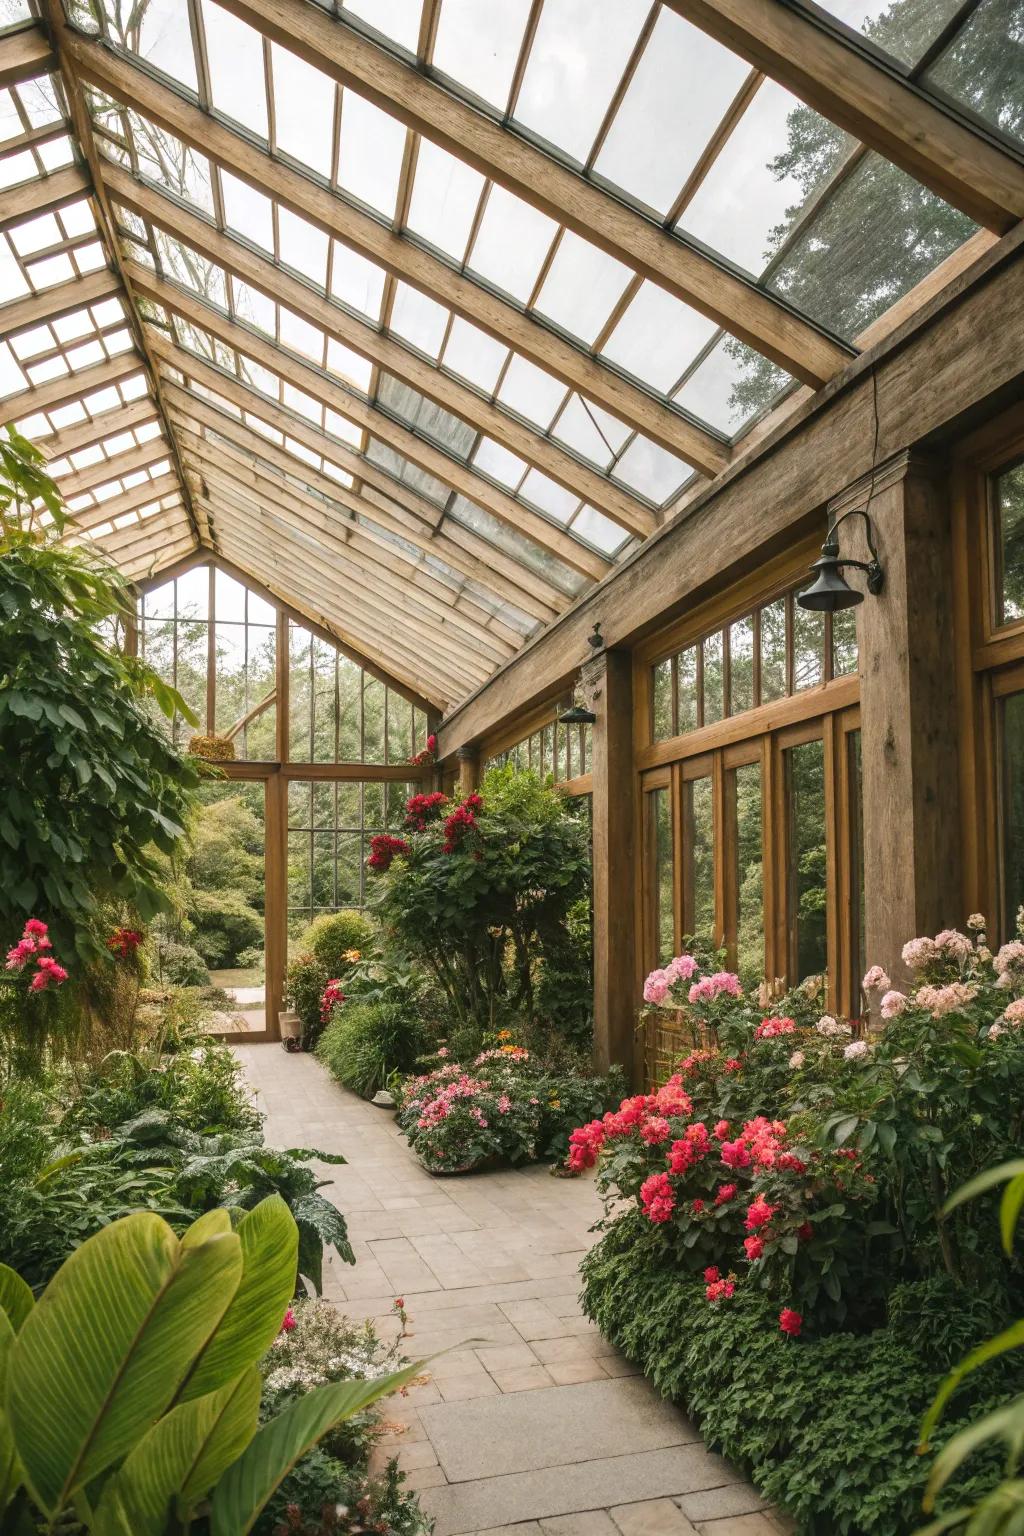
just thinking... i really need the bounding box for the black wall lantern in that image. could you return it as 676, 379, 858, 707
558, 701, 597, 725
797, 508, 885, 613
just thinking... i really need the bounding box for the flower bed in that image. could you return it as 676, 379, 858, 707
572, 921, 1024, 1532
395, 1039, 624, 1174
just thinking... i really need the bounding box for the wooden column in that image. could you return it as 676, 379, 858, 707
263, 768, 286, 1042
584, 648, 638, 1081
456, 744, 480, 796
844, 450, 961, 988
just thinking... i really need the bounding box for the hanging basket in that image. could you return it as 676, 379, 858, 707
188, 733, 236, 762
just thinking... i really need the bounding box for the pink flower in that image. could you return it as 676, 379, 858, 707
915, 982, 979, 1018
714, 1183, 737, 1206
1001, 998, 1024, 1027
639, 1171, 675, 1224
779, 1308, 803, 1337
815, 1014, 851, 1039
862, 965, 890, 992
706, 1277, 735, 1303
640, 1115, 672, 1145
934, 929, 974, 962
713, 1119, 730, 1140
688, 971, 742, 1005
280, 1307, 297, 1333
23, 919, 48, 938
967, 913, 987, 931
754, 1016, 796, 1039
902, 936, 938, 970
704, 1266, 721, 1283
744, 1235, 764, 1261
643, 970, 670, 1005
789, 1050, 805, 1069
745, 1197, 777, 1231
995, 941, 1024, 975
843, 1040, 869, 1060
665, 953, 698, 982
879, 990, 909, 1019
667, 1138, 695, 1175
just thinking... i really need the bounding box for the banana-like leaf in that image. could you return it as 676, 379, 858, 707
1000, 1172, 1024, 1257
921, 1326, 1024, 1450
180, 1197, 298, 1402
0, 1310, 23, 1514
923, 1401, 1024, 1510
944, 1161, 1024, 1219
210, 1359, 425, 1536
0, 1269, 34, 1333
181, 1208, 233, 1249
92, 1367, 261, 1536
8, 1212, 243, 1517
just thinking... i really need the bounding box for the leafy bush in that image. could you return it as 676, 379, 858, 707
534, 894, 593, 1048
0, 426, 201, 961
188, 885, 264, 968
368, 767, 590, 1047
303, 910, 375, 975
317, 999, 431, 1100
287, 951, 330, 1049
580, 1212, 1014, 1536
151, 937, 211, 986
0, 1200, 421, 1533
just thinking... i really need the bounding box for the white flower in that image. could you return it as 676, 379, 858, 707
988, 1023, 1006, 1038
816, 1015, 852, 1039
967, 913, 987, 931
844, 1040, 869, 1060
789, 1050, 805, 1069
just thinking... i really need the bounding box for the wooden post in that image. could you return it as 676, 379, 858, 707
263, 769, 286, 1042
456, 744, 480, 796
584, 649, 638, 1081
842, 450, 961, 989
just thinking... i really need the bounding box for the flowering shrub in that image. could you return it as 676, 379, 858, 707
4, 918, 69, 992
320, 977, 346, 1025
106, 926, 142, 960
407, 731, 437, 769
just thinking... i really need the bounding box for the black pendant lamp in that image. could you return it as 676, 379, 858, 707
798, 508, 884, 613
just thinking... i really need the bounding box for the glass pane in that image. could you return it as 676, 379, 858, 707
849, 729, 865, 1005
761, 597, 788, 702
650, 787, 674, 965
995, 459, 1024, 625
793, 604, 825, 690
786, 738, 828, 983
683, 775, 715, 941
732, 761, 764, 988
677, 646, 699, 734
729, 614, 755, 716
652, 658, 673, 741
832, 606, 859, 676
1001, 692, 1024, 938
703, 631, 724, 725
362, 676, 385, 765
923, 0, 1024, 149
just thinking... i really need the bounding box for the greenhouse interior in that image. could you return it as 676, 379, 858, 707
1, 0, 1024, 1533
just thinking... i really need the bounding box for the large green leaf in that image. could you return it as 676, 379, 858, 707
210, 1360, 425, 1536
0, 1310, 22, 1514
923, 1400, 1024, 1510
0, 1268, 34, 1333
7, 1212, 242, 1517
921, 1323, 1024, 1449
92, 1367, 261, 1536
181, 1197, 298, 1401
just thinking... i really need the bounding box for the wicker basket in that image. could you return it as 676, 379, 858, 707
188, 733, 236, 762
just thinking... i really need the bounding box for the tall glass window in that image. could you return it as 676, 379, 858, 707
649, 787, 675, 964
994, 458, 1024, 626
785, 738, 828, 982
730, 760, 764, 986
1000, 691, 1024, 933
287, 778, 412, 933
683, 774, 715, 941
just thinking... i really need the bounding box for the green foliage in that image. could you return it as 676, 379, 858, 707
189, 888, 265, 968
287, 952, 330, 1048
187, 793, 265, 908
534, 894, 593, 1048
580, 1213, 1016, 1536
317, 999, 431, 1101
0, 443, 201, 962
303, 911, 375, 975
0, 1202, 420, 1533
537, 1063, 627, 1164
152, 937, 211, 987
370, 767, 591, 1046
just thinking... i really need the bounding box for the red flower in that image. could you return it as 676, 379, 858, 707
107, 926, 142, 959
404, 791, 449, 830
442, 794, 483, 853
744, 1197, 778, 1231
779, 1308, 803, 1337
319, 978, 346, 1023
703, 1266, 720, 1283
797, 1221, 814, 1242
367, 833, 411, 872
691, 1198, 705, 1213
714, 1183, 737, 1206
743, 1235, 765, 1261
280, 1307, 297, 1333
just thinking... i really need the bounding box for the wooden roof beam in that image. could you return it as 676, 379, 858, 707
0, 21, 55, 91
34, 396, 162, 459
57, 436, 171, 498
215, 0, 851, 387
663, 0, 1024, 234
128, 265, 609, 580
146, 337, 567, 620
0, 352, 146, 423
65, 474, 182, 532
163, 381, 552, 628
0, 267, 121, 336
0, 163, 91, 232
105, 164, 668, 522
64, 30, 732, 462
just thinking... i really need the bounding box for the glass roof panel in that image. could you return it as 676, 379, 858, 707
330, 241, 387, 319
336, 89, 408, 217
201, 2, 268, 140
679, 81, 852, 279
922, 0, 1024, 148
377, 374, 477, 459
497, 354, 569, 429
389, 282, 450, 358
673, 336, 794, 436
466, 186, 559, 304
448, 494, 587, 596
278, 208, 329, 286
532, 230, 632, 346
551, 394, 615, 470
513, 0, 650, 163
439, 317, 509, 393
340, 0, 423, 53
405, 139, 485, 260
471, 436, 527, 488
798, 0, 970, 67
571, 503, 629, 555
612, 435, 691, 503
600, 281, 718, 394
366, 436, 451, 504
519, 468, 579, 524
270, 43, 335, 177
432, 0, 533, 110
594, 10, 750, 215
766, 150, 976, 339
219, 169, 275, 250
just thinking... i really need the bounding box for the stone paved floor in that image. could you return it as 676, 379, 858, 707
234, 1043, 788, 1536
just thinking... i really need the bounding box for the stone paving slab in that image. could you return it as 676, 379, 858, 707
233, 1044, 779, 1536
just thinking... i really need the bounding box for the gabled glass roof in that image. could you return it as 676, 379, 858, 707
0, 0, 1016, 706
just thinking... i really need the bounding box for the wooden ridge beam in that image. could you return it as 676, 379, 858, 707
105, 164, 665, 524
65, 32, 731, 462
0, 163, 90, 232
0, 22, 55, 91
204, 502, 483, 698
186, 453, 516, 673
0, 267, 121, 335
0, 351, 145, 422
663, 0, 1024, 234
146, 338, 567, 620
215, 0, 852, 388
127, 263, 608, 580
163, 382, 551, 630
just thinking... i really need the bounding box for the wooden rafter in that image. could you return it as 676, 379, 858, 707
0, 268, 121, 334
63, 30, 736, 463
215, 0, 853, 387
662, 0, 1024, 234
0, 21, 55, 91
64, 474, 181, 533
0, 163, 89, 231
35, 397, 162, 459
0, 353, 145, 422
105, 164, 673, 519
147, 344, 566, 621
56, 437, 170, 498
127, 263, 609, 580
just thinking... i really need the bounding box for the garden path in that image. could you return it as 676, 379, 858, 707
234, 1044, 787, 1536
